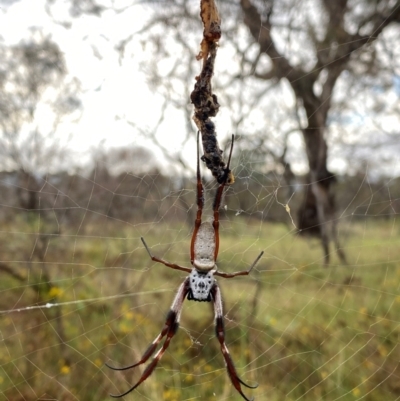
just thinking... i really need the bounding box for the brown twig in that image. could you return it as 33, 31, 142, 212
190, 0, 234, 185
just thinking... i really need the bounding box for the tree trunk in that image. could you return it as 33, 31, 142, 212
240, 0, 400, 264
291, 85, 346, 265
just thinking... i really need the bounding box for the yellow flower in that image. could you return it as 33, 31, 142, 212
185, 374, 194, 383
61, 365, 70, 375
204, 364, 213, 372
352, 387, 361, 397
301, 326, 309, 335
49, 286, 63, 298
163, 388, 181, 401
94, 358, 103, 367
377, 344, 388, 357
119, 323, 130, 334
363, 360, 373, 369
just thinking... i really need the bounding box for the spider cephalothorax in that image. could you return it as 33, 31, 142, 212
187, 269, 215, 302
106, 132, 263, 401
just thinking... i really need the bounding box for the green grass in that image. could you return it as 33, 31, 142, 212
1, 218, 399, 400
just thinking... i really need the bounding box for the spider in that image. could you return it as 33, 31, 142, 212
106, 132, 264, 401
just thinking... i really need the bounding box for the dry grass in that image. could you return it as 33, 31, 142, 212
1, 217, 400, 400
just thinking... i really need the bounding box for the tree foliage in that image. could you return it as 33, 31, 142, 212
0, 31, 81, 174
44, 0, 400, 263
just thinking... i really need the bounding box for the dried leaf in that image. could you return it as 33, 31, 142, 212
200, 0, 221, 41
196, 0, 221, 61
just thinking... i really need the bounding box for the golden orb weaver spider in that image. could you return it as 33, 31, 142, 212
106, 132, 264, 401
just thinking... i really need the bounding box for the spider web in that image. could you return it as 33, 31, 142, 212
1, 1, 400, 401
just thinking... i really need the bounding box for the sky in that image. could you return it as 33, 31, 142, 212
1, 0, 400, 178
0, 0, 192, 173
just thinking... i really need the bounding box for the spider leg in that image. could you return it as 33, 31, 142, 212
211, 283, 258, 401
190, 131, 205, 264
215, 251, 264, 279
105, 308, 176, 372
141, 237, 192, 274
212, 135, 235, 261
107, 277, 190, 398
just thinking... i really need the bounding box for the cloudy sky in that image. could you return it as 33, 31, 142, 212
0, 0, 194, 172
1, 0, 400, 177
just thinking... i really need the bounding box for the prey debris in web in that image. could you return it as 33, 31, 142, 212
190, 0, 234, 185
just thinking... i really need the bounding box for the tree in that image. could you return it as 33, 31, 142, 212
0, 31, 82, 374
0, 31, 81, 256
0, 31, 81, 180
239, 0, 400, 264
0, 31, 81, 293
133, 0, 400, 264
46, 0, 400, 264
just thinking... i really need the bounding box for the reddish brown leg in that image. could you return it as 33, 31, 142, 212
190, 131, 205, 264
212, 135, 235, 261
211, 283, 258, 401
215, 251, 264, 278
141, 237, 192, 274
107, 278, 190, 398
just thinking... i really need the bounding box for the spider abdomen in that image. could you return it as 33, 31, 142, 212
193, 221, 216, 271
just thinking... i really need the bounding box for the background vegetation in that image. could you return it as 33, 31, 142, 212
1, 166, 399, 400
1, 0, 400, 400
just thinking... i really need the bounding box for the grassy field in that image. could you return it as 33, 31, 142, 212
1, 217, 399, 400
